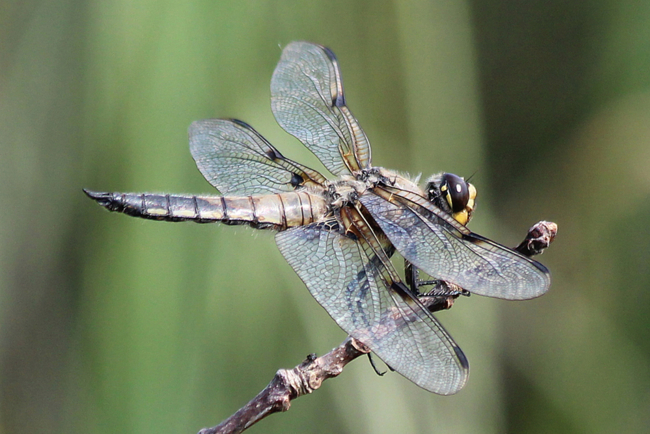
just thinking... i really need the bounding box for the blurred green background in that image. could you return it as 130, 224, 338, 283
1, 1, 649, 433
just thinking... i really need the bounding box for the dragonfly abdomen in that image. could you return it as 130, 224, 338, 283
83, 189, 328, 230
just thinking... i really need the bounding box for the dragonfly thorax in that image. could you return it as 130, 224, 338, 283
326, 178, 368, 209
326, 167, 419, 210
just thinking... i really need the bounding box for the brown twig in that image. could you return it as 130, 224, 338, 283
197, 220, 557, 434
198, 338, 371, 434
515, 220, 557, 257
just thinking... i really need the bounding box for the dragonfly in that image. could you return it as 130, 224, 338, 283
85, 41, 550, 395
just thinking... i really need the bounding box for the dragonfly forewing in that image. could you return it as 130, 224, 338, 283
360, 188, 550, 300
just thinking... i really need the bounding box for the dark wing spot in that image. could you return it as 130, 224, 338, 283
454, 346, 470, 370
290, 172, 304, 188
390, 281, 413, 302
320, 46, 346, 107
265, 147, 284, 161
461, 232, 483, 244
331, 92, 346, 108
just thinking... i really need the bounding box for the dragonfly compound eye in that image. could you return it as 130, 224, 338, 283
441, 173, 469, 213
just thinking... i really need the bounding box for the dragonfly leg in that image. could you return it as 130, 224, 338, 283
404, 259, 469, 296
367, 353, 395, 376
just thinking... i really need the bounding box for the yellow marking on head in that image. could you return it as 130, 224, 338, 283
441, 185, 454, 210
452, 210, 469, 226
456, 182, 477, 226
468, 183, 477, 202
466, 183, 477, 212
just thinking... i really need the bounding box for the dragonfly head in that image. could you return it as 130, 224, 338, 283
425, 173, 477, 226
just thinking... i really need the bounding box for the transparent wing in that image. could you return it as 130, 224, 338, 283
360, 187, 550, 300
189, 118, 327, 196
271, 41, 371, 176
275, 218, 469, 395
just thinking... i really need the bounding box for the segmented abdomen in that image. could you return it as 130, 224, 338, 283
83, 189, 329, 230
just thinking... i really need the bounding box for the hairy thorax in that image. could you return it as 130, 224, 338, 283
324, 167, 424, 211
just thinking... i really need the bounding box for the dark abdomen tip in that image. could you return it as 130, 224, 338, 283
83, 189, 124, 212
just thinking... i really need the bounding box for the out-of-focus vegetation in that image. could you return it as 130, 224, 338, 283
1, 1, 649, 433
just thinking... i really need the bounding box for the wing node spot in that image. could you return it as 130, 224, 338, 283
290, 172, 304, 188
